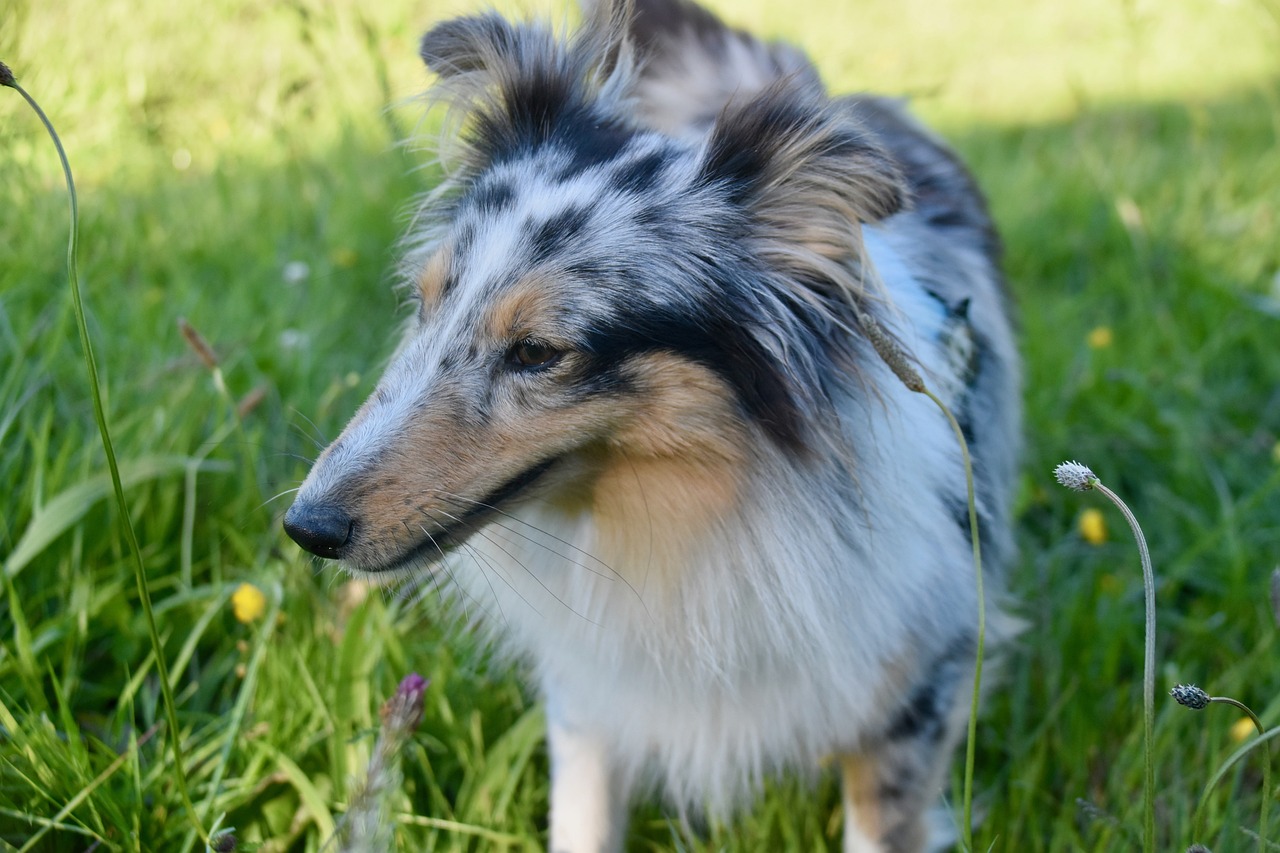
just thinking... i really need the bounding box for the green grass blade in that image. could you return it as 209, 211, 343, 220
3, 456, 229, 579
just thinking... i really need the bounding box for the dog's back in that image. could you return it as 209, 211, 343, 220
284, 1, 1019, 850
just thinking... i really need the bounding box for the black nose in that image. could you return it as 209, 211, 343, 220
283, 502, 354, 559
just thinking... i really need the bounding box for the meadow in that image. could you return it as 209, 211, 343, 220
2, 0, 1279, 849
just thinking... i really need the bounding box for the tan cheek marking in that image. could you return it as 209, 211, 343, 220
484, 274, 562, 341
611, 353, 747, 461
591, 354, 748, 570
416, 244, 453, 309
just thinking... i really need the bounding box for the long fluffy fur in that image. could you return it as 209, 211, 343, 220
284, 1, 1020, 850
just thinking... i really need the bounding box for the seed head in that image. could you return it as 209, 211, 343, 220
178, 317, 219, 369
1054, 460, 1098, 492
380, 672, 428, 733
859, 312, 925, 393
1171, 684, 1211, 710
0, 62, 15, 88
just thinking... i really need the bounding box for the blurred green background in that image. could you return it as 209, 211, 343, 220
2, 0, 1279, 849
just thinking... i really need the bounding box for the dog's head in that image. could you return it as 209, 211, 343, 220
283, 1, 906, 576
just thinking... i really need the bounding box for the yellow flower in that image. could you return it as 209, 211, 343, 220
232, 582, 267, 623
1231, 716, 1257, 743
1079, 508, 1108, 545
1087, 326, 1114, 349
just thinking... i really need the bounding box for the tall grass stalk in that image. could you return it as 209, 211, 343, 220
924, 387, 986, 852
1206, 697, 1270, 845
1, 62, 209, 847
1055, 461, 1156, 853
1174, 684, 1273, 845
859, 312, 986, 850
1197, 725, 1280, 843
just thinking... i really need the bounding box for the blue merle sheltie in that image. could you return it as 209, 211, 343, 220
283, 0, 1020, 849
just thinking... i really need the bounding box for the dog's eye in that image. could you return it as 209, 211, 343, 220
507, 340, 563, 370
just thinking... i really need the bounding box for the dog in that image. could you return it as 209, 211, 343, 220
283, 0, 1020, 849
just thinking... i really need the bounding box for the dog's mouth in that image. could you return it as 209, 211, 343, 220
371, 455, 561, 574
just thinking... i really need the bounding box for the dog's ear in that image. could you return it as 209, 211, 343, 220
578, 0, 636, 80
418, 6, 637, 170
622, 0, 822, 138
701, 85, 906, 229
421, 3, 634, 82
698, 84, 908, 318
419, 14, 521, 79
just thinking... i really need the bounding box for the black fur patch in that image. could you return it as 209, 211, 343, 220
528, 206, 594, 264
462, 180, 516, 215
886, 638, 972, 743
886, 680, 945, 743
580, 298, 808, 451
608, 150, 671, 195
479, 70, 631, 172
453, 224, 476, 260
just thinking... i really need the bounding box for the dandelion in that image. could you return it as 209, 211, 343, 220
1231, 717, 1257, 744
1087, 326, 1114, 349
1079, 508, 1108, 545
232, 583, 267, 623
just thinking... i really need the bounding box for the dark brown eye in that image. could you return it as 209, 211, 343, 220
508, 340, 563, 370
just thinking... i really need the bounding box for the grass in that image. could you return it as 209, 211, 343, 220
2, 0, 1279, 849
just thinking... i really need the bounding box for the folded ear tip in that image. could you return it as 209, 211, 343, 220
701, 84, 909, 224
419, 14, 514, 77
419, 19, 466, 74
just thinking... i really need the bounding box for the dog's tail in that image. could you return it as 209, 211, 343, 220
610, 0, 824, 139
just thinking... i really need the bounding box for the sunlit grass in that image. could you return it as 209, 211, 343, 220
3, 0, 1279, 849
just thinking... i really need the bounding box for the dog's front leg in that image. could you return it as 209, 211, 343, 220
546, 713, 628, 853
